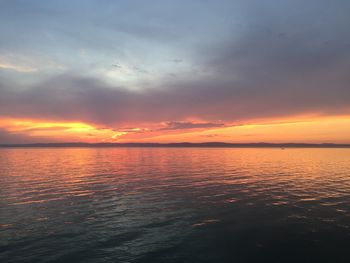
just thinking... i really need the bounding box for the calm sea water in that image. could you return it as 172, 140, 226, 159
1, 148, 350, 263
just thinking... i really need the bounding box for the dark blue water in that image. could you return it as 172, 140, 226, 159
1, 148, 350, 262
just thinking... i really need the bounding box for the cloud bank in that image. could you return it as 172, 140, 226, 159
0, 0, 350, 140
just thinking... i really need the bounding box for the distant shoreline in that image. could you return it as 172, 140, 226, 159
1, 142, 350, 148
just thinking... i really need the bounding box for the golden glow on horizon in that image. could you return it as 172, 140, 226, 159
129, 116, 350, 143
0, 115, 350, 143
0, 118, 127, 142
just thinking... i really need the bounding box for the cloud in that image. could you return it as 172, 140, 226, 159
200, 134, 226, 138
0, 0, 350, 135
0, 62, 36, 73
0, 128, 59, 144
160, 121, 225, 130
22, 126, 70, 132
0, 53, 64, 75
0, 64, 350, 129
113, 127, 149, 133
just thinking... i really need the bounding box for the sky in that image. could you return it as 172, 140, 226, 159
0, 0, 350, 144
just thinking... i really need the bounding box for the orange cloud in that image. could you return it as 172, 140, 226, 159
125, 116, 350, 144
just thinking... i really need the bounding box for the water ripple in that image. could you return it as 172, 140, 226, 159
1, 148, 350, 262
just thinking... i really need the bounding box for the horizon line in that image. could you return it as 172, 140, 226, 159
1, 142, 350, 148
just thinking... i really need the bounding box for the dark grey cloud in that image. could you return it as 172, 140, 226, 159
0, 67, 349, 128
202, 1, 350, 77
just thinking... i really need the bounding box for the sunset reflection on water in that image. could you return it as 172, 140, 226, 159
1, 148, 350, 262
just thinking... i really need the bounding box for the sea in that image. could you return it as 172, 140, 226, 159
1, 147, 350, 263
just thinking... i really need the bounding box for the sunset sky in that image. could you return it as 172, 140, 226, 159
1, 0, 350, 144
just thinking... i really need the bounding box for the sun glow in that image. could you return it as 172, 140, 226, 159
0, 118, 127, 142
1, 115, 350, 144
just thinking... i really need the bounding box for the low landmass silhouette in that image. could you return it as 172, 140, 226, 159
1, 142, 350, 148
